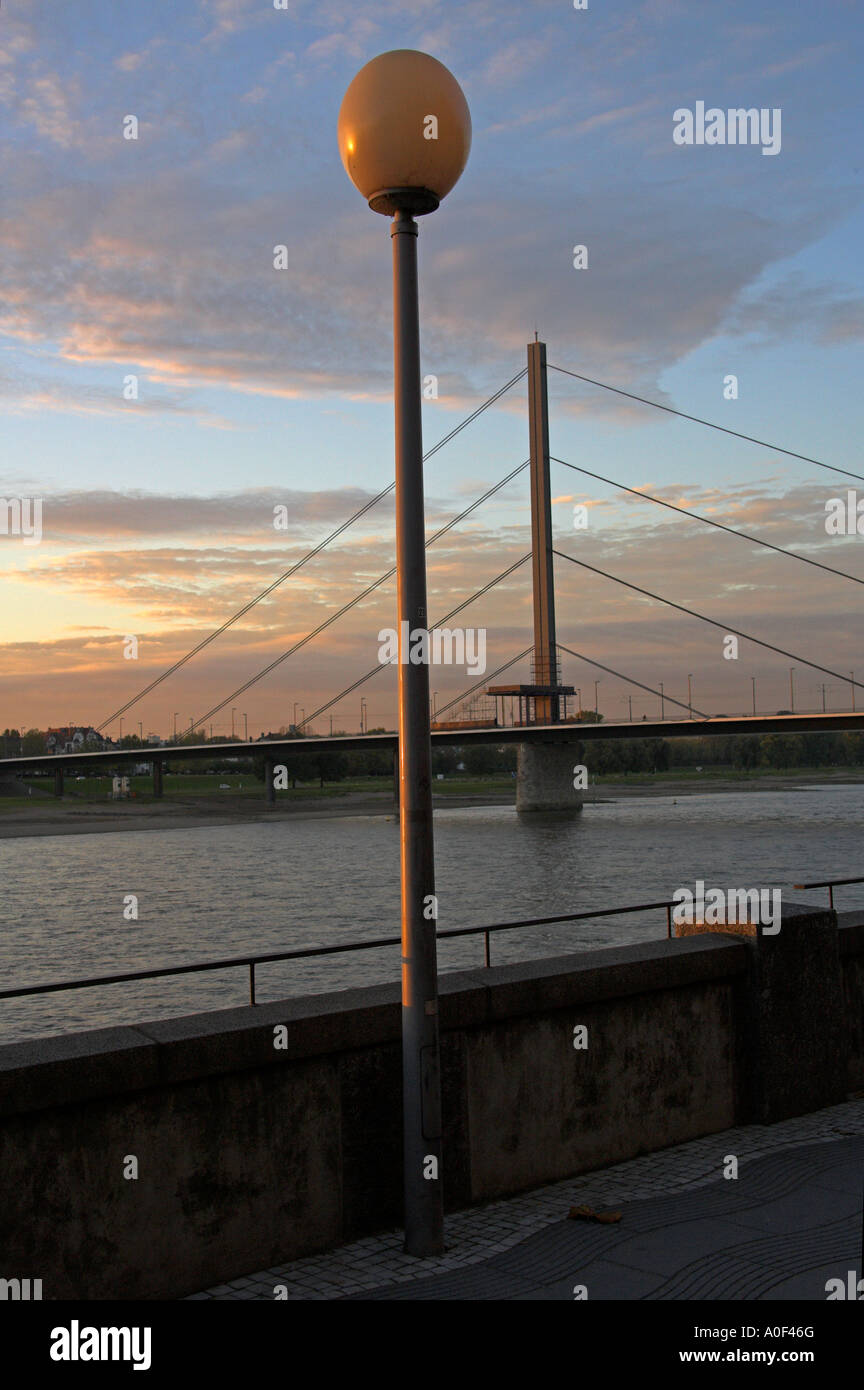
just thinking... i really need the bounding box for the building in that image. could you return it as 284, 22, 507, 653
45, 726, 110, 755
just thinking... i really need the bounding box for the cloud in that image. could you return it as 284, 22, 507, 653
725, 275, 864, 346
2, 473, 860, 736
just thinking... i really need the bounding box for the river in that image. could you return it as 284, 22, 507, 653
1, 783, 862, 1042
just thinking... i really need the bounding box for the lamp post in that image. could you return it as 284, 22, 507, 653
339, 49, 471, 1257
687, 673, 693, 720
751, 676, 756, 717
594, 679, 600, 714
789, 667, 796, 713
660, 681, 665, 719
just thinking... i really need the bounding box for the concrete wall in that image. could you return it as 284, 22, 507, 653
839, 913, 864, 1091
0, 904, 859, 1299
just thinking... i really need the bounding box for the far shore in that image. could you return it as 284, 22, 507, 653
0, 769, 861, 840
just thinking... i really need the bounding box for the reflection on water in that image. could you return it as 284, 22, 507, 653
1, 785, 862, 1041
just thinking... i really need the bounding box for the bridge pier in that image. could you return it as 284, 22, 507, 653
265, 758, 276, 807
516, 741, 583, 814
153, 762, 163, 798
53, 767, 64, 799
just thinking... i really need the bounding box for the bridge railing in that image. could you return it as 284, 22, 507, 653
0, 898, 678, 1010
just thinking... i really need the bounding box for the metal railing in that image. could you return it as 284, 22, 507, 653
792, 875, 864, 910
0, 898, 677, 1008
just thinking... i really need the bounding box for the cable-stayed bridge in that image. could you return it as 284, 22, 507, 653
3, 340, 862, 811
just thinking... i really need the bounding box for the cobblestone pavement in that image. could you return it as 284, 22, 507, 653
190, 1097, 864, 1301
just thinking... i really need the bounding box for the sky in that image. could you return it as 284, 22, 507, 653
1, 0, 863, 738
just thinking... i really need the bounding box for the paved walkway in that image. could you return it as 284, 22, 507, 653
191, 1098, 864, 1301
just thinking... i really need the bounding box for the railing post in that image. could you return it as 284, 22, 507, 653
484, 930, 490, 968
249, 962, 256, 1006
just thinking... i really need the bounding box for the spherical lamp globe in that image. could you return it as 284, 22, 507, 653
338, 49, 471, 215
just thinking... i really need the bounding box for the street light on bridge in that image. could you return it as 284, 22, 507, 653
339, 49, 471, 1257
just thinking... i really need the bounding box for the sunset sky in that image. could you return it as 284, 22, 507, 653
1, 0, 862, 738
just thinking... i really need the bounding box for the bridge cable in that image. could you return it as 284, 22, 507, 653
553, 547, 864, 700
300, 556, 532, 732
430, 647, 535, 723
549, 363, 864, 483
553, 457, 864, 588
556, 644, 710, 720
97, 367, 528, 732
193, 486, 532, 730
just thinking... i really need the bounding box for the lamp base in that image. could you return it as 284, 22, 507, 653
368, 186, 440, 216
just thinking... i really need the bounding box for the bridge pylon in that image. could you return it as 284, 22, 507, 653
486, 342, 581, 812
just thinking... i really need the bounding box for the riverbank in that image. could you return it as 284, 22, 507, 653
0, 788, 511, 838
0, 769, 861, 838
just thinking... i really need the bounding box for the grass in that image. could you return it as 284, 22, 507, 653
2, 765, 860, 816
0, 771, 516, 810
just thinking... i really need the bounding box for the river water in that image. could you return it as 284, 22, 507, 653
1, 784, 862, 1043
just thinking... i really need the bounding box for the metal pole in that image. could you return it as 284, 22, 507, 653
687, 674, 692, 719
660, 682, 665, 719
391, 208, 443, 1256
751, 676, 756, 716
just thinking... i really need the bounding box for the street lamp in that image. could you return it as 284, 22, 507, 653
789, 667, 796, 713
594, 679, 600, 714
687, 674, 693, 720
751, 676, 756, 717
339, 49, 471, 1258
